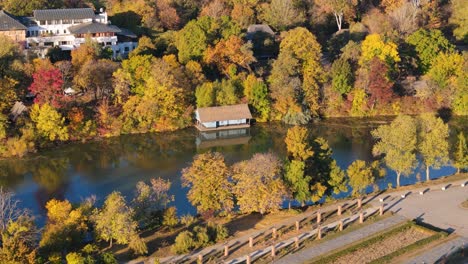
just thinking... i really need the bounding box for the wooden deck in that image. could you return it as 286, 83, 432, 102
195, 123, 251, 132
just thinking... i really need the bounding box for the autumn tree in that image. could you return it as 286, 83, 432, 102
74, 59, 119, 100
381, 0, 404, 13
39, 199, 87, 255
285, 126, 314, 161
0, 78, 18, 113
204, 35, 256, 75
406, 29, 455, 73
417, 114, 449, 181
133, 178, 174, 224
243, 75, 270, 121
449, 0, 467, 43
175, 16, 241, 63
372, 115, 417, 187
231, 0, 257, 28
259, 0, 305, 30
327, 160, 348, 194
28, 67, 68, 109
273, 27, 324, 118
0, 215, 38, 263
314, 0, 358, 31
232, 153, 287, 214
93, 192, 146, 254
30, 103, 69, 141
284, 160, 311, 204
360, 34, 400, 67
195, 82, 216, 107
331, 58, 353, 95
347, 160, 382, 197
427, 52, 464, 89
157, 0, 181, 30
113, 54, 153, 97
181, 152, 234, 216
368, 57, 394, 107
453, 132, 468, 173
71, 38, 101, 71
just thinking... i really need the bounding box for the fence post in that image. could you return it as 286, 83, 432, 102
296, 220, 300, 231
249, 236, 253, 248
295, 237, 299, 248
224, 245, 229, 257
358, 198, 362, 209
246, 254, 251, 264
317, 210, 321, 224
198, 254, 202, 263
317, 226, 322, 240
379, 205, 384, 216
271, 244, 276, 257
339, 220, 343, 231
273, 227, 277, 239
338, 205, 342, 216
359, 211, 364, 224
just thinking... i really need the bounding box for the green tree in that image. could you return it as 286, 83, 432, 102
232, 153, 287, 214
243, 75, 270, 122
328, 160, 348, 194
453, 132, 468, 173
181, 152, 234, 215
113, 55, 153, 97
195, 82, 216, 107
284, 160, 311, 204
285, 126, 314, 161
331, 58, 353, 95
172, 231, 195, 254
215, 79, 240, 106
372, 115, 417, 187
406, 29, 455, 73
93, 192, 143, 250
449, 0, 468, 43
417, 114, 449, 181
66, 252, 85, 264
30, 103, 69, 141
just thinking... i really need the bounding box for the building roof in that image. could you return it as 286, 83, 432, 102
69, 22, 121, 34
0, 10, 27, 31
196, 104, 252, 123
33, 8, 95, 21
247, 24, 274, 36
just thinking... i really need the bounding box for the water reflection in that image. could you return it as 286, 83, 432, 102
0, 117, 466, 224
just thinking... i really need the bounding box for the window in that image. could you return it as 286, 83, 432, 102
62, 19, 72, 24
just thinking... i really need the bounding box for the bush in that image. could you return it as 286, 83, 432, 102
180, 214, 196, 227
66, 252, 85, 264
193, 226, 210, 247
162, 207, 178, 227
173, 231, 195, 254
129, 234, 148, 255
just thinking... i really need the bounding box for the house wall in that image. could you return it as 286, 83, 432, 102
0, 30, 26, 43
202, 122, 217, 128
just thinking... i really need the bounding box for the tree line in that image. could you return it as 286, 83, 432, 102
0, 0, 467, 158
1, 113, 467, 262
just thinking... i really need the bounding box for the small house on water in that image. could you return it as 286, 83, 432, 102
195, 104, 252, 131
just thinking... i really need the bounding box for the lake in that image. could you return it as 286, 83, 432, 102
1, 117, 466, 225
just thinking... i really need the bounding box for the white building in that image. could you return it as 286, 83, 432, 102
22, 8, 137, 58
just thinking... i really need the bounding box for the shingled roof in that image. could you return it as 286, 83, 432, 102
0, 10, 27, 31
196, 104, 252, 123
69, 22, 121, 34
33, 8, 95, 21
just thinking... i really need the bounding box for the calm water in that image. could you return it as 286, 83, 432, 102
1, 117, 466, 225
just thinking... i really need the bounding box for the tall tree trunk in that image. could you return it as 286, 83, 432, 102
334, 11, 343, 31
110, 238, 113, 248
426, 165, 430, 182
396, 172, 401, 187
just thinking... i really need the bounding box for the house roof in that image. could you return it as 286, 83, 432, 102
69, 22, 121, 34
247, 24, 274, 36
0, 10, 27, 31
196, 104, 252, 123
33, 8, 95, 21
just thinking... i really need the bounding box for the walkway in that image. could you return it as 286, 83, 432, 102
267, 215, 406, 264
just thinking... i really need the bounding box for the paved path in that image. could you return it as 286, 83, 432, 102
271, 214, 407, 264
403, 236, 468, 264
371, 180, 468, 236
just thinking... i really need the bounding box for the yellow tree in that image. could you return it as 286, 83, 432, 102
417, 114, 449, 181
280, 27, 324, 116
285, 126, 314, 161
347, 160, 379, 197
181, 152, 234, 216
232, 153, 287, 214
30, 103, 69, 141
359, 34, 400, 66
